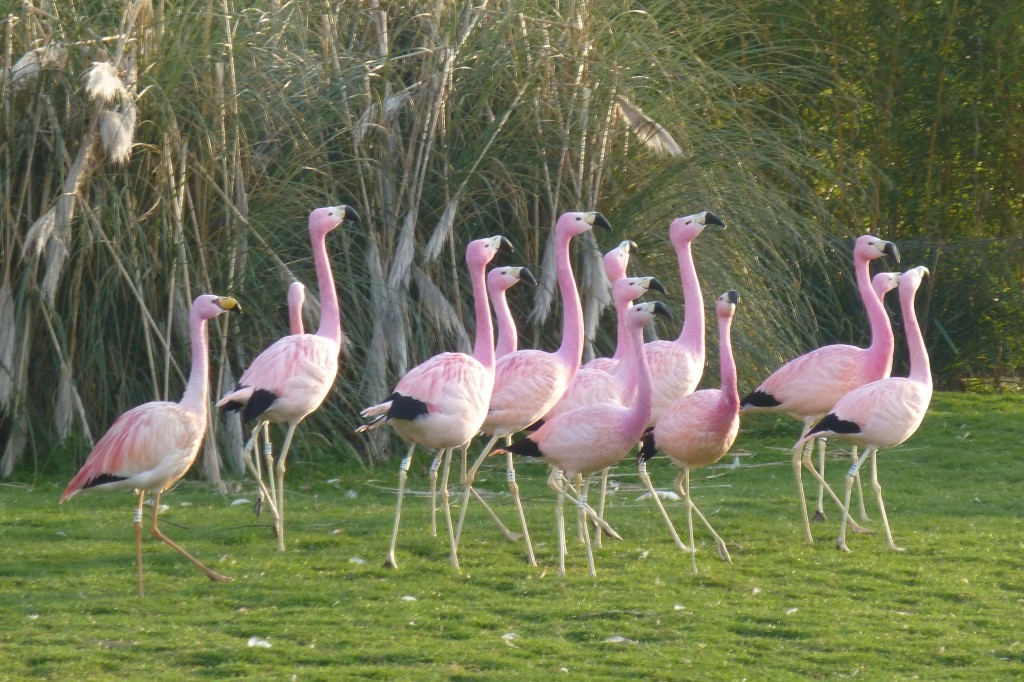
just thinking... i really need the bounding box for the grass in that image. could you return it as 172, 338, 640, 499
2, 391, 1023, 680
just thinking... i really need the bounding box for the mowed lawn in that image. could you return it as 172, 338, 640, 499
2, 392, 1022, 680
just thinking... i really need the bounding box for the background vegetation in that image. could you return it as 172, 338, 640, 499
1, 0, 1021, 478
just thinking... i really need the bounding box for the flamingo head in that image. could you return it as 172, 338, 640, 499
309, 204, 359, 238
192, 294, 241, 321
554, 211, 611, 239
613, 276, 665, 307
854, 234, 900, 263
603, 239, 637, 284
629, 300, 673, 329
487, 266, 536, 295
467, 235, 512, 269
872, 272, 901, 301
716, 289, 740, 318
669, 210, 725, 246
899, 265, 929, 296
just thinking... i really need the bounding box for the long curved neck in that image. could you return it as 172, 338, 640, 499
622, 321, 654, 437
312, 229, 342, 346
179, 312, 210, 427
610, 292, 631, 362
554, 228, 584, 372
718, 313, 739, 413
902, 286, 931, 387
471, 259, 495, 371
492, 288, 517, 358
675, 239, 704, 359
859, 254, 895, 377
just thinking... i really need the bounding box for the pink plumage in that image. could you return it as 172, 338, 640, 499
504, 300, 671, 576
803, 266, 932, 552
644, 211, 725, 425
740, 234, 900, 542
61, 294, 239, 596
640, 291, 740, 573
451, 211, 610, 570
287, 281, 305, 335
489, 266, 536, 360
358, 235, 508, 569
217, 204, 357, 551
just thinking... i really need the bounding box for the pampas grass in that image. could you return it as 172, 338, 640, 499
84, 61, 126, 102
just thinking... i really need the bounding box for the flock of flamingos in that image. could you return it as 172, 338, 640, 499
58, 205, 933, 596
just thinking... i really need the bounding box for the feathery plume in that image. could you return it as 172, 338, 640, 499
99, 101, 138, 164
7, 43, 68, 86
615, 96, 683, 157
84, 61, 127, 102
24, 208, 57, 256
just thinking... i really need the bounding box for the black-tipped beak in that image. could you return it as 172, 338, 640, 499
702, 211, 726, 228
519, 267, 538, 287
725, 290, 740, 305
218, 296, 242, 313
626, 240, 638, 254
647, 277, 666, 294
883, 241, 900, 262
499, 236, 514, 253
591, 212, 612, 231
341, 205, 360, 223
651, 300, 672, 320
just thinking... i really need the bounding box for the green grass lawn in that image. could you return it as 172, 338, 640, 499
2, 392, 1023, 680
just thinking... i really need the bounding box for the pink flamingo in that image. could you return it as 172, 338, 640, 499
802, 266, 932, 552
502, 300, 672, 576
357, 235, 510, 569
638, 290, 740, 574
645, 211, 725, 425
450, 211, 610, 571
491, 266, 537, 360
582, 239, 637, 373
739, 235, 899, 543
218, 205, 358, 551
61, 295, 240, 597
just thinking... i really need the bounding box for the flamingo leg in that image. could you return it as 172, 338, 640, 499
869, 448, 904, 552
578, 474, 596, 577
272, 423, 297, 552
637, 460, 689, 551
676, 470, 699, 574
440, 448, 460, 571
148, 491, 231, 584
454, 434, 501, 552
575, 474, 587, 543
428, 452, 443, 537
799, 443, 872, 535
554, 469, 568, 576
837, 447, 873, 552
594, 467, 610, 549
134, 492, 145, 598
813, 436, 828, 522
675, 468, 732, 570
242, 424, 278, 526
853, 445, 870, 521
559, 477, 623, 540
792, 435, 815, 543
506, 447, 536, 566
263, 429, 280, 537
384, 444, 416, 569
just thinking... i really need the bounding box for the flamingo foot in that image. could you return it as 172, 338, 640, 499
715, 539, 733, 565
208, 571, 233, 583
253, 494, 263, 519
812, 510, 827, 522
850, 521, 875, 535
888, 543, 907, 553
836, 540, 852, 553
383, 553, 398, 569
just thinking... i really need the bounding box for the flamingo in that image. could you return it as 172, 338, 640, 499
645, 211, 725, 425
638, 290, 741, 574
491, 266, 537, 360
502, 300, 672, 576
739, 235, 899, 544
802, 266, 932, 552
357, 235, 510, 569
60, 294, 240, 597
218, 205, 358, 551
449, 211, 610, 571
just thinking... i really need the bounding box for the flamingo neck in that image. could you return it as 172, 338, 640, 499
554, 228, 584, 372
858, 252, 895, 378
312, 229, 342, 347
471, 258, 496, 371
492, 288, 517, 358
610, 292, 631, 362
179, 310, 211, 428
621, 321, 654, 438
902, 285, 932, 387
718, 313, 739, 414
674, 239, 705, 358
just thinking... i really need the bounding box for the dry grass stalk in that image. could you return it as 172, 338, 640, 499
615, 96, 683, 157
6, 42, 67, 86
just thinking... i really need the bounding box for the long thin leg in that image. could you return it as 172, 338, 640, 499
242, 424, 277, 525
135, 491, 145, 598
384, 444, 416, 569
792, 433, 815, 543
674, 468, 732, 570
559, 477, 623, 540
149, 491, 232, 584
555, 469, 567, 576
428, 452, 443, 537
575, 474, 587, 543
440, 448, 459, 571
853, 445, 869, 521
454, 434, 501, 552
638, 460, 688, 551
261, 423, 276, 522
813, 436, 828, 521
506, 448, 536, 566
594, 467, 610, 548
799, 445, 871, 534
869, 448, 904, 552
578, 474, 596, 576
272, 424, 297, 552
837, 448, 873, 552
